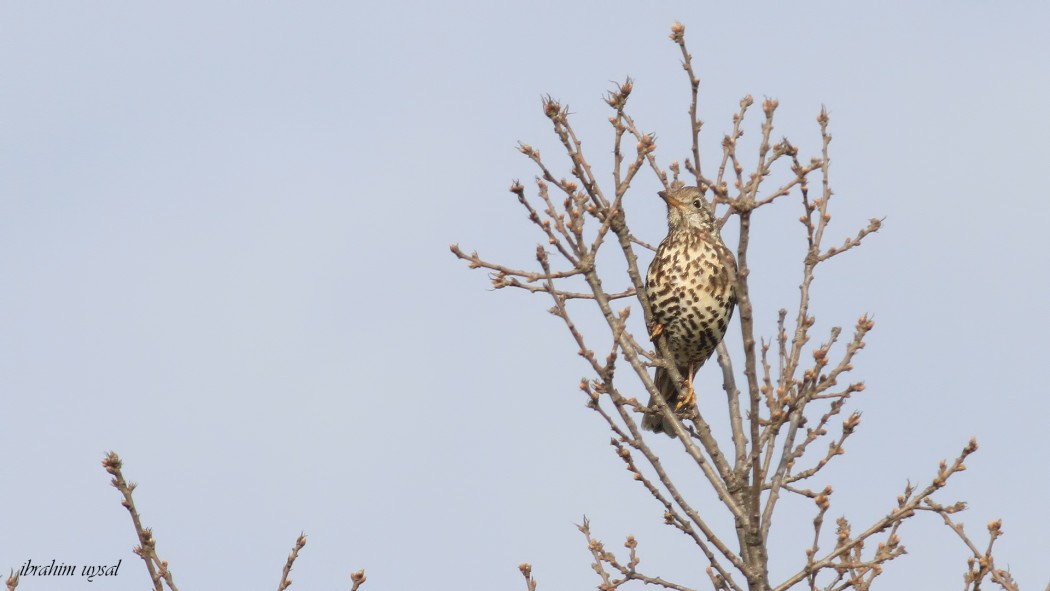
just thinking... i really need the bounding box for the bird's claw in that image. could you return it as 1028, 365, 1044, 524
649, 323, 665, 340
675, 373, 697, 410
675, 386, 697, 410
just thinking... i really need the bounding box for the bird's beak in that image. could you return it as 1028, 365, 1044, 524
658, 190, 684, 208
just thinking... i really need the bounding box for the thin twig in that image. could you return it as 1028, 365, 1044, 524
276, 534, 307, 591
102, 452, 178, 591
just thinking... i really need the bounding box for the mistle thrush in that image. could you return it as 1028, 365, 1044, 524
642, 186, 737, 436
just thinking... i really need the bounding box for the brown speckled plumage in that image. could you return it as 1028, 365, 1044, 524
642, 186, 737, 436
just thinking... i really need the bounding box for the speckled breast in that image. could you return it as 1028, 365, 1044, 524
646, 227, 737, 366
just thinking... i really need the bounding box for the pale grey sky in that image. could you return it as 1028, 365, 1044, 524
2, 2, 1048, 590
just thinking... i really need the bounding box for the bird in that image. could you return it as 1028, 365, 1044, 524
642, 186, 737, 436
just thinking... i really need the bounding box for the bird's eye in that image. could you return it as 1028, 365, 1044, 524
693, 199, 703, 208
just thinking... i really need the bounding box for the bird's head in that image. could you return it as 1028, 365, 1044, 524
660, 186, 717, 232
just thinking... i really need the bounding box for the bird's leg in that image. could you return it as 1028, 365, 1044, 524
676, 364, 697, 410
649, 323, 665, 340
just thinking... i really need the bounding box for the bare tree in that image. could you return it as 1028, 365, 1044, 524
6, 23, 1027, 591
453, 22, 1026, 591
60, 452, 369, 591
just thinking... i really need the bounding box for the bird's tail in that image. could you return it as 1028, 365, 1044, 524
641, 367, 679, 438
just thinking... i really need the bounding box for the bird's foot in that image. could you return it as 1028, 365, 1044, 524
675, 387, 696, 410
649, 323, 665, 340
675, 376, 697, 410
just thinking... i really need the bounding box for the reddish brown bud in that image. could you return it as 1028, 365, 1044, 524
763, 98, 779, 116
669, 22, 685, 41
543, 99, 563, 120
